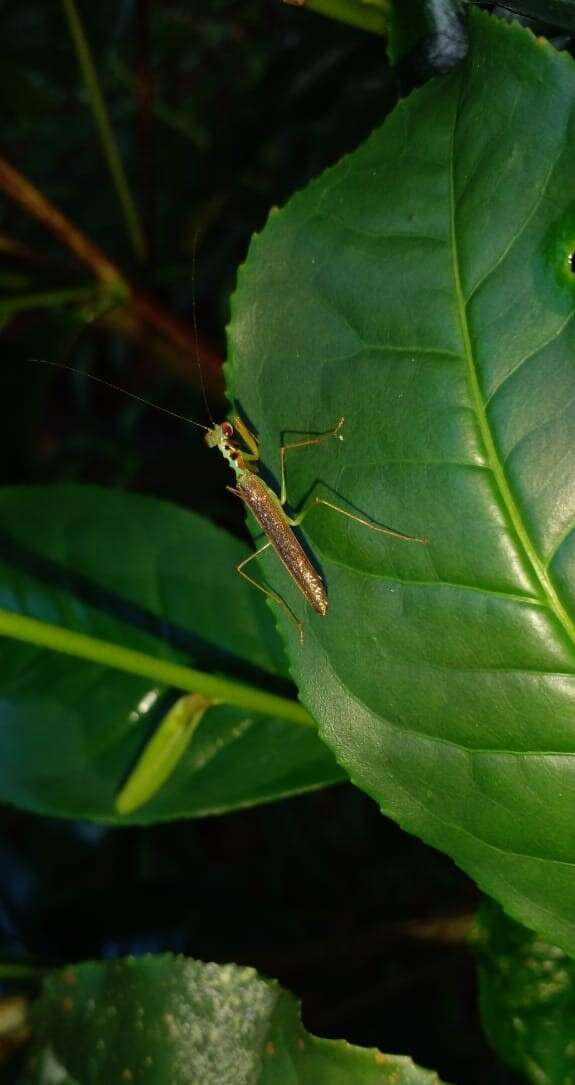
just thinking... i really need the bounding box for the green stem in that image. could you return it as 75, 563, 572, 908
0, 285, 98, 316
283, 0, 389, 36
61, 0, 147, 262
0, 609, 315, 729
0, 961, 44, 979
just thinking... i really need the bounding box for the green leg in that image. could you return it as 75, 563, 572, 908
288, 496, 428, 544
279, 417, 345, 506
236, 542, 304, 643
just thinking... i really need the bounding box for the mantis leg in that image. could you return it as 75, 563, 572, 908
279, 417, 344, 505
288, 496, 428, 544
277, 421, 427, 544
237, 542, 304, 642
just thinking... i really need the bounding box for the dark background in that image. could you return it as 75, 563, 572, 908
0, 2, 534, 1081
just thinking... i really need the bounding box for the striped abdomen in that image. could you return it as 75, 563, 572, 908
237, 472, 327, 615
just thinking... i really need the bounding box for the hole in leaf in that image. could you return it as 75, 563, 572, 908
569, 252, 575, 274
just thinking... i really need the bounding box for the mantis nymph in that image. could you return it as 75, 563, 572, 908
36, 359, 427, 639
35, 360, 427, 813
204, 413, 427, 640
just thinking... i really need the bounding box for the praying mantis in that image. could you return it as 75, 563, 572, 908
36, 359, 427, 640
36, 361, 428, 814
204, 412, 427, 641
116, 408, 427, 815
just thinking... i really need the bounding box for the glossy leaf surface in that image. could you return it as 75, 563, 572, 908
228, 11, 575, 952
0, 486, 344, 823
26, 955, 450, 1084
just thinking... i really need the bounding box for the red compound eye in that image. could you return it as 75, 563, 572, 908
221, 421, 234, 438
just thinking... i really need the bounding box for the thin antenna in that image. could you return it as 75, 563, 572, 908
31, 359, 209, 431
191, 233, 215, 427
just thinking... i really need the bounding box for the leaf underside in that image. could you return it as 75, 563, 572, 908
228, 10, 575, 953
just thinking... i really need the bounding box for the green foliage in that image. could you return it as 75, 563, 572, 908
491, 0, 575, 30
26, 955, 451, 1084
473, 897, 575, 1084
229, 9, 575, 956
0, 485, 343, 823
3, 1, 575, 1080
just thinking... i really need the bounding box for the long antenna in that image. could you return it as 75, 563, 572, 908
191, 233, 215, 427
31, 359, 209, 431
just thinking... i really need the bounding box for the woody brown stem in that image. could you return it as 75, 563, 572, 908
0, 157, 120, 287
0, 155, 224, 400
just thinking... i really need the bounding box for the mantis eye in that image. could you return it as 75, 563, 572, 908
221, 421, 234, 438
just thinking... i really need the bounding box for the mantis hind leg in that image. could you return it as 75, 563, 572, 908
277, 420, 427, 543
237, 543, 304, 643
288, 496, 428, 544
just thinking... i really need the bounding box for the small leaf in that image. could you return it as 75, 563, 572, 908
472, 897, 575, 1084
115, 693, 212, 815
26, 955, 451, 1085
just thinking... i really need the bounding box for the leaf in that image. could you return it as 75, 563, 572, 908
115, 693, 212, 815
228, 11, 575, 954
0, 485, 344, 823
472, 896, 575, 1084
25, 955, 451, 1085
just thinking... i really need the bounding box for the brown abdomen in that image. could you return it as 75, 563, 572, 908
238, 473, 327, 615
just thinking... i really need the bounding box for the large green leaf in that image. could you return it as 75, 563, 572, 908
26, 954, 450, 1084
472, 897, 575, 1083
0, 485, 344, 823
228, 11, 575, 953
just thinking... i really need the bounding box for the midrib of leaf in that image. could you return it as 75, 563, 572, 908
448, 85, 575, 650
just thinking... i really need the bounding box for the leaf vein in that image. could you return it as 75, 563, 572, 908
485, 307, 575, 409
464, 150, 560, 304
318, 551, 545, 606
449, 78, 575, 644
546, 524, 575, 569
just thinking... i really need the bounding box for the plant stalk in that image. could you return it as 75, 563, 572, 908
0, 286, 99, 316
61, 0, 147, 262
0, 155, 224, 400
0, 609, 315, 729
0, 962, 44, 979
283, 0, 389, 36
